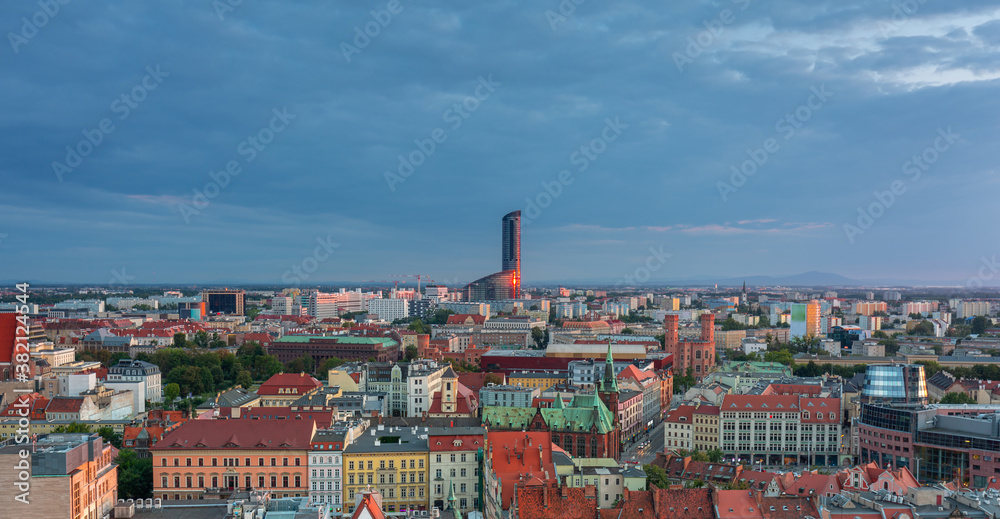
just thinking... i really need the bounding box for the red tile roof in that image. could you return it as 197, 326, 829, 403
717, 489, 764, 519
45, 397, 85, 414
487, 431, 557, 510
517, 485, 598, 519
0, 393, 48, 420
722, 394, 800, 412
600, 488, 714, 519
429, 434, 485, 452
256, 372, 323, 396
217, 407, 335, 428
457, 372, 497, 394
427, 382, 477, 416
664, 405, 696, 424
758, 495, 819, 519
152, 418, 316, 451
350, 491, 386, 519
618, 364, 655, 382
447, 314, 487, 325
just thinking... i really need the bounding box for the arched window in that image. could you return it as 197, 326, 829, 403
695, 351, 702, 359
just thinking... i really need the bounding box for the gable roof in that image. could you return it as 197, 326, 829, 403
152, 418, 315, 451
256, 372, 323, 396
350, 491, 386, 519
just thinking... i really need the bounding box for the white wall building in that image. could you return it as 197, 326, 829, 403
367, 298, 409, 323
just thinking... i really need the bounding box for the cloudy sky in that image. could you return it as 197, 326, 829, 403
1, 0, 999, 286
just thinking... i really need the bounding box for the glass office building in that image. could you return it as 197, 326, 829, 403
861, 364, 928, 406
466, 211, 521, 301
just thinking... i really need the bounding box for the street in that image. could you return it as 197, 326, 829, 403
620, 421, 664, 466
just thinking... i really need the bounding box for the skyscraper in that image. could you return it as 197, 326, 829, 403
501, 210, 521, 298
465, 211, 523, 301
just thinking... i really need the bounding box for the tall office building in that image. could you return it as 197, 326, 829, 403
501, 210, 521, 298
465, 211, 522, 301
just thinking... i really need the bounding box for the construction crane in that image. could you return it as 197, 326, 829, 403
390, 274, 431, 293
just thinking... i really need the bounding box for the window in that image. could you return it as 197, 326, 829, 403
349, 461, 354, 470
174, 458, 179, 467
436, 454, 442, 463
186, 458, 192, 467
283, 476, 289, 488
271, 458, 277, 467
271, 476, 277, 488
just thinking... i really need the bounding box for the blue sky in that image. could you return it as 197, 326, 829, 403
1, 0, 999, 285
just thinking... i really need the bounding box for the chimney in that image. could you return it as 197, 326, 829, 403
543, 486, 548, 508
653, 491, 660, 515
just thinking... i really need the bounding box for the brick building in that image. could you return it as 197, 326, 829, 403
0, 433, 118, 519
151, 418, 315, 501
664, 314, 715, 382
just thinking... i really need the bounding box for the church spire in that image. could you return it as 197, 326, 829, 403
600, 342, 617, 393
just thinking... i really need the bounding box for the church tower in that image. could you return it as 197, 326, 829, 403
598, 342, 619, 425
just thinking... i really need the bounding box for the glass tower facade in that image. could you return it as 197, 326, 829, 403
465, 211, 521, 301
501, 211, 521, 298
861, 364, 928, 406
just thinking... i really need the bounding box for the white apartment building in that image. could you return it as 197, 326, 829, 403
367, 298, 409, 323
664, 405, 695, 451
957, 300, 992, 319
407, 361, 446, 417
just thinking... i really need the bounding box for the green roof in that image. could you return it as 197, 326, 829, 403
273, 336, 398, 347
482, 393, 615, 434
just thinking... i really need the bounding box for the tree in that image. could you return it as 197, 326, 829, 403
973, 316, 990, 335
116, 449, 153, 499
763, 349, 793, 366
706, 448, 724, 463
318, 357, 345, 375
163, 383, 181, 408
53, 422, 92, 433
484, 373, 504, 386
236, 370, 254, 389
97, 426, 122, 448
405, 345, 419, 361
940, 392, 977, 404
531, 327, 548, 348
408, 319, 429, 335
643, 464, 669, 490
173, 332, 187, 349
427, 309, 455, 325
621, 328, 635, 335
